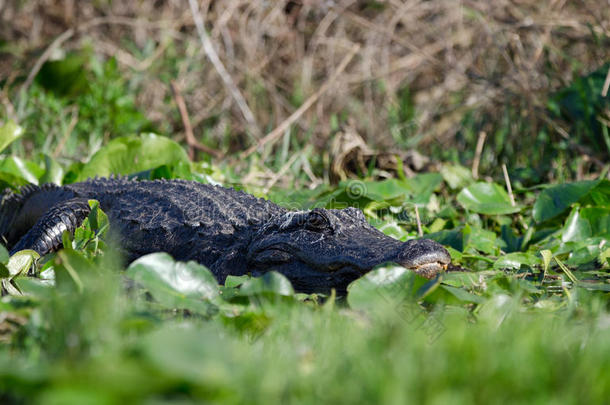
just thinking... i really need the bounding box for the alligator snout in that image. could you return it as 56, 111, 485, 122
394, 238, 451, 279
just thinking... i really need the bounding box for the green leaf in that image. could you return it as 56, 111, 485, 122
333, 174, 442, 206
457, 182, 521, 215
238, 272, 295, 296
500, 225, 523, 253
402, 173, 443, 203
493, 252, 541, 270
440, 164, 473, 190
0, 156, 42, 184
126, 253, 219, 313
0, 121, 23, 154
463, 225, 498, 255
87, 199, 109, 233
6, 250, 39, 279
0, 244, 9, 264
561, 206, 610, 242
77, 134, 190, 181
224, 275, 250, 288
427, 229, 464, 252
347, 265, 427, 310
532, 180, 599, 223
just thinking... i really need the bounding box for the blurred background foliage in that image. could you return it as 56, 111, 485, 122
1, 1, 610, 403
0, 0, 609, 183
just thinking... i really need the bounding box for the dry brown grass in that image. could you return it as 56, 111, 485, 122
1, 0, 609, 161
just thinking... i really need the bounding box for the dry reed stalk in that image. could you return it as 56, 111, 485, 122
242, 43, 360, 158
472, 131, 486, 180
502, 163, 516, 207
170, 80, 222, 159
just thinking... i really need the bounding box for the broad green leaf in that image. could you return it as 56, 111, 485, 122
0, 171, 30, 190
440, 164, 473, 190
126, 253, 219, 313
586, 179, 610, 206
334, 174, 442, 205
457, 182, 521, 215
565, 242, 604, 266
0, 121, 23, 153
224, 275, 250, 288
6, 250, 39, 279
500, 225, 523, 253
347, 265, 430, 310
402, 173, 443, 203
561, 206, 610, 242
532, 180, 599, 223
0, 156, 42, 184
347, 265, 411, 310
86, 199, 109, 233
77, 133, 190, 181
238, 271, 294, 296
427, 228, 464, 252
493, 252, 541, 270
463, 225, 498, 255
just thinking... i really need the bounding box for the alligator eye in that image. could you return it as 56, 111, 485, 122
305, 210, 329, 231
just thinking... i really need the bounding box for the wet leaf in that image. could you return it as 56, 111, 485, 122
239, 271, 294, 296
440, 164, 473, 190
533, 180, 599, 223
77, 134, 190, 181
126, 253, 219, 314
493, 252, 541, 270
457, 182, 521, 215
561, 206, 610, 242
0, 121, 23, 153
0, 156, 42, 184
6, 250, 39, 279
347, 265, 429, 310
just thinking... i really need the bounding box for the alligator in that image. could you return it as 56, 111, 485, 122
0, 177, 451, 293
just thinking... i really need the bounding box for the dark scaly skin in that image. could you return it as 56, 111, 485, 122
0, 177, 451, 293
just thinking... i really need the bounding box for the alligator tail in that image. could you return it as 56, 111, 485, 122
0, 183, 66, 249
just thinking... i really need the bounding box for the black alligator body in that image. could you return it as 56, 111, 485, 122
0, 178, 451, 293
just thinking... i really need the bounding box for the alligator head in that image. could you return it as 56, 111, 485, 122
246, 207, 451, 293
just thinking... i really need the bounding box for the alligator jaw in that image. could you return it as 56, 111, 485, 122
406, 261, 449, 279
393, 238, 452, 279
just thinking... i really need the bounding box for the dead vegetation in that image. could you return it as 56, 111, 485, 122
1, 0, 609, 168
